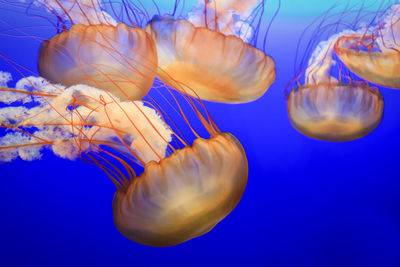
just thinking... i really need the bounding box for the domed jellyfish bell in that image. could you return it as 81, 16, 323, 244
0, 72, 248, 247
144, 0, 276, 103
287, 83, 384, 142
334, 4, 400, 89
36, 0, 158, 100
287, 27, 384, 142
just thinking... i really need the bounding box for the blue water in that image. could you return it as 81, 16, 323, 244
1, 1, 400, 266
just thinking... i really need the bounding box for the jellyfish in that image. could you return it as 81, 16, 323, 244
112, 131, 247, 247
287, 17, 384, 142
334, 4, 400, 88
0, 71, 248, 247
287, 83, 383, 142
144, 0, 276, 103
36, 0, 158, 100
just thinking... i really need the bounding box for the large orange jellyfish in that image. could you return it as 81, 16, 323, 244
0, 70, 248, 246
144, 0, 276, 103
286, 16, 384, 142
36, 0, 158, 100
334, 4, 400, 89
113, 132, 247, 246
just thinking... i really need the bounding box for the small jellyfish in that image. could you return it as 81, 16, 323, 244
0, 72, 248, 247
287, 83, 383, 142
36, 0, 158, 100
334, 4, 400, 88
144, 0, 276, 103
287, 12, 384, 142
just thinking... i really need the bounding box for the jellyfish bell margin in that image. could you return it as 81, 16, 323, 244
287, 83, 384, 142
144, 16, 276, 104
38, 22, 158, 101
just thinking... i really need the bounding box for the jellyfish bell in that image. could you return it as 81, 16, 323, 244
287, 83, 384, 142
38, 22, 158, 101
145, 17, 275, 103
113, 132, 247, 247
34, 0, 158, 101
334, 34, 400, 89
334, 4, 400, 89
144, 1, 276, 104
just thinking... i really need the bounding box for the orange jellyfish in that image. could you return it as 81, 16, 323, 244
144, 0, 276, 103
287, 83, 384, 142
0, 71, 248, 247
36, 0, 158, 100
287, 24, 384, 142
334, 4, 400, 88
113, 132, 247, 247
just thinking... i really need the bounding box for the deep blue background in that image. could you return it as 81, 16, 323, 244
0, 1, 400, 266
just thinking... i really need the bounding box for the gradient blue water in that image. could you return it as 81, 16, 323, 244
1, 1, 400, 266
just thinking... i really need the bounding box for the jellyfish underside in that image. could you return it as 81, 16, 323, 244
38, 23, 157, 101
112, 133, 248, 247
335, 35, 400, 88
145, 18, 275, 103
287, 83, 384, 142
